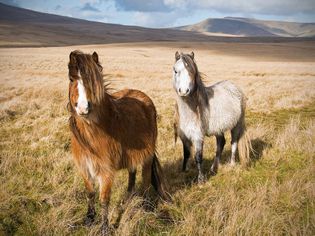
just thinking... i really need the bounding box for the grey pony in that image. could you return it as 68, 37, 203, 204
173, 51, 251, 183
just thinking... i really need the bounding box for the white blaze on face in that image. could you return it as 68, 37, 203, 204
75, 70, 89, 115
173, 58, 193, 96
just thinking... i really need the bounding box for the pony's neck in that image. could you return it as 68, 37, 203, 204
179, 76, 208, 107
75, 92, 116, 127
94, 92, 116, 124
178, 75, 209, 122
195, 79, 208, 106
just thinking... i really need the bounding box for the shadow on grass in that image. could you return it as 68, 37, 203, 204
250, 138, 272, 164
112, 137, 271, 232
163, 137, 271, 194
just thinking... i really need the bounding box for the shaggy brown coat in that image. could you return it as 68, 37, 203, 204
68, 50, 169, 235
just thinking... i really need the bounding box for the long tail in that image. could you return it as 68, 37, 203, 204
151, 154, 172, 202
174, 121, 178, 145
238, 119, 252, 166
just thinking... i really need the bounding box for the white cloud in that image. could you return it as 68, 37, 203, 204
1, 0, 314, 27
133, 8, 194, 27
164, 0, 315, 15
133, 11, 174, 27
80, 0, 100, 4
113, 0, 315, 27
163, 0, 189, 9
132, 0, 315, 27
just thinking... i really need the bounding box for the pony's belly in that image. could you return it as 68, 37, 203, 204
179, 121, 203, 143
207, 116, 239, 136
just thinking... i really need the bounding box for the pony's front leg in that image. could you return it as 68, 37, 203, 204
99, 174, 114, 236
82, 176, 96, 225
182, 140, 192, 172
194, 141, 205, 183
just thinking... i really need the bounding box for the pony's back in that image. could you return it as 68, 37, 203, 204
110, 89, 158, 169
206, 80, 245, 135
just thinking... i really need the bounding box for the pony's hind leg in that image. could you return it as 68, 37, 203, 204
127, 169, 136, 194
151, 154, 171, 202
120, 169, 137, 206
182, 139, 192, 172
141, 154, 171, 202
230, 126, 241, 166
211, 134, 226, 175
114, 169, 137, 230
141, 157, 153, 199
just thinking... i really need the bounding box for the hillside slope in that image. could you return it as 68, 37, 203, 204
0, 3, 212, 47
1, 3, 314, 47
178, 17, 315, 37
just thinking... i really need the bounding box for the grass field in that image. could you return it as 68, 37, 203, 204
0, 41, 314, 235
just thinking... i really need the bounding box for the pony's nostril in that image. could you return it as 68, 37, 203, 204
186, 89, 190, 94
87, 102, 91, 110
178, 88, 181, 93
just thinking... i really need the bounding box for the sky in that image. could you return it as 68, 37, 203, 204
1, 0, 315, 28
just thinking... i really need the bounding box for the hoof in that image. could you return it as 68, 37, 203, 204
142, 199, 155, 212
101, 222, 111, 236
197, 174, 205, 184
84, 208, 96, 226
84, 215, 95, 226
122, 191, 136, 205
210, 164, 218, 176
229, 161, 236, 167
182, 165, 188, 172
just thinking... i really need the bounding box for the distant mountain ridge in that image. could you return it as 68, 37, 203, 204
0, 2, 215, 47
177, 17, 315, 37
0, 3, 314, 47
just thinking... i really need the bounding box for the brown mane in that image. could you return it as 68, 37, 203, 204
68, 50, 104, 155
68, 50, 106, 105
68, 50, 116, 155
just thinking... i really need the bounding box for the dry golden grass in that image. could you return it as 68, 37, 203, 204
0, 41, 314, 235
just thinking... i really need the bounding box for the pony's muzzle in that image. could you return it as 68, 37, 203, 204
76, 102, 91, 116
178, 88, 190, 96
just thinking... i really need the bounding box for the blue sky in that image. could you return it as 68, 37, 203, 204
1, 0, 315, 28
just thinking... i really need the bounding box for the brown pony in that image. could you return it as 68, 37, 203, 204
67, 50, 170, 235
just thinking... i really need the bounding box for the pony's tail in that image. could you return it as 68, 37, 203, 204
174, 103, 179, 145
174, 122, 178, 144
238, 120, 252, 166
151, 154, 172, 202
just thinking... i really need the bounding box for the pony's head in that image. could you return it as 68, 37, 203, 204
173, 51, 199, 97
68, 50, 104, 117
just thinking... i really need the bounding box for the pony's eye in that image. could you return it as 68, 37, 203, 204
69, 78, 73, 82
173, 67, 177, 74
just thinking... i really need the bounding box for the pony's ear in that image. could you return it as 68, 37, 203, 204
69, 51, 76, 64
92, 52, 99, 64
190, 51, 194, 59
175, 51, 180, 61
